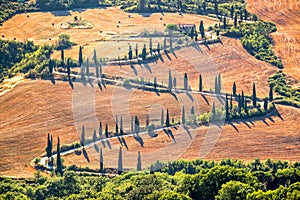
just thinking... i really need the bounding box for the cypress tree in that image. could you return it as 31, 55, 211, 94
118, 147, 123, 175
135, 43, 138, 58
191, 106, 195, 115
238, 94, 242, 113
99, 148, 104, 174
67, 58, 71, 78
142, 44, 146, 60
99, 64, 102, 76
115, 115, 119, 136
169, 37, 173, 51
230, 4, 234, 19
230, 94, 233, 110
157, 42, 161, 53
199, 20, 205, 39
214, 0, 218, 15
223, 17, 227, 29
120, 117, 123, 136
264, 98, 268, 111
166, 109, 170, 127
128, 45, 133, 60
173, 77, 176, 88
218, 74, 221, 93
137, 151, 142, 171
241, 90, 245, 109
234, 13, 238, 27
233, 82, 237, 97
184, 73, 188, 90
154, 77, 157, 89
245, 100, 248, 114
252, 83, 257, 107
225, 94, 229, 120
269, 85, 273, 101
215, 76, 218, 94
163, 37, 167, 50
212, 102, 216, 119
81, 125, 85, 146
46, 133, 52, 158
168, 70, 172, 90
182, 106, 185, 124
199, 74, 203, 92
86, 58, 89, 76
56, 137, 63, 175
78, 46, 83, 66
61, 49, 64, 62
161, 109, 164, 126
240, 10, 243, 21
149, 38, 153, 54
99, 122, 102, 137
131, 117, 134, 133
93, 48, 97, 67
134, 116, 140, 133
105, 124, 109, 138
93, 130, 97, 142
244, 9, 248, 20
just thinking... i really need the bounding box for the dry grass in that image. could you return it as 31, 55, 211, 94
63, 105, 300, 170
246, 0, 300, 81
0, 80, 216, 177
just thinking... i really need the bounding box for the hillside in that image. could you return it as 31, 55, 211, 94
246, 0, 300, 81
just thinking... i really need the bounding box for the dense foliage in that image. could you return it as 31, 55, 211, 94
268, 70, 300, 108
0, 39, 37, 82
224, 21, 283, 68
1, 159, 300, 199
0, 0, 37, 24
36, 0, 102, 10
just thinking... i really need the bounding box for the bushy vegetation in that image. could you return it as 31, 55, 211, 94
35, 0, 102, 10
0, 0, 37, 24
1, 159, 300, 199
268, 70, 300, 108
0, 39, 37, 82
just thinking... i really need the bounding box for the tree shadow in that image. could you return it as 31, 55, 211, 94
155, 91, 161, 96
217, 95, 225, 105
191, 42, 202, 53
262, 119, 269, 126
170, 92, 178, 101
50, 10, 71, 16
68, 78, 74, 89
172, 52, 178, 59
130, 64, 138, 75
101, 140, 106, 148
121, 137, 128, 150
106, 140, 112, 149
98, 80, 103, 91
183, 126, 193, 140
87, 78, 94, 88
82, 148, 90, 162
94, 143, 99, 152
158, 52, 164, 62
134, 135, 144, 147
167, 129, 176, 143
101, 79, 106, 89
228, 122, 239, 133
201, 94, 210, 105
186, 92, 194, 102
50, 75, 56, 84
117, 137, 123, 147
268, 116, 275, 123
143, 63, 152, 73
204, 41, 211, 50
242, 121, 251, 129
164, 50, 172, 61
163, 129, 170, 138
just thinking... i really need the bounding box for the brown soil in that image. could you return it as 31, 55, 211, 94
246, 0, 300, 81
0, 80, 216, 177
103, 37, 277, 97
63, 105, 300, 170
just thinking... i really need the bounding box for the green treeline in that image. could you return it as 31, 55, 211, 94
1, 159, 300, 199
